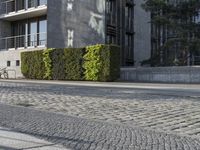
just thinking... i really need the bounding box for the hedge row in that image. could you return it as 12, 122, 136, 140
21, 44, 120, 81
21, 50, 45, 79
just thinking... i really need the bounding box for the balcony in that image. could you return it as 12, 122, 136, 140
0, 32, 47, 50
0, 0, 47, 21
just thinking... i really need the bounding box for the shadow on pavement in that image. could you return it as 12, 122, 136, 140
0, 145, 18, 150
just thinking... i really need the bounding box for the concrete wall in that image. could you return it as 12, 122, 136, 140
121, 67, 200, 83
47, 0, 106, 48
0, 50, 22, 78
0, 48, 45, 79
134, 0, 151, 66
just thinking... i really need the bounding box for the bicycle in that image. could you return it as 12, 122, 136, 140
0, 67, 9, 79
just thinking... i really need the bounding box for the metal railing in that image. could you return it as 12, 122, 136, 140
0, 0, 47, 15
0, 0, 15, 14
0, 32, 47, 50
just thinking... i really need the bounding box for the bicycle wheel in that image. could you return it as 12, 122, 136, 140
3, 72, 9, 79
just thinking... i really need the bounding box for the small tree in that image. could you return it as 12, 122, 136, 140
142, 0, 200, 66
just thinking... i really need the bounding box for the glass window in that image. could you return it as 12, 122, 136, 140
28, 21, 37, 46
11, 16, 47, 48
39, 19, 47, 45
39, 0, 47, 5
18, 22, 26, 47
195, 11, 200, 23
7, 61, 11, 67
16, 60, 20, 66
125, 34, 134, 58
16, 0, 25, 11
28, 0, 36, 8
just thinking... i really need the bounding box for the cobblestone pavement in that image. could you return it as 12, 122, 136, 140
1, 104, 200, 150
1, 81, 200, 139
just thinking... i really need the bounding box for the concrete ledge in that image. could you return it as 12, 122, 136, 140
121, 66, 200, 83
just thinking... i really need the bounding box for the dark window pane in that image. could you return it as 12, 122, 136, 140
16, 60, 20, 66
7, 61, 11, 67
28, 0, 36, 8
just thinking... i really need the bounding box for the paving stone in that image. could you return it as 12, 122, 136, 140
1, 81, 200, 144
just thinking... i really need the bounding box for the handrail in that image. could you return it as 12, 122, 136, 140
0, 32, 47, 40
0, 32, 47, 50
0, 0, 47, 15
1, 0, 14, 4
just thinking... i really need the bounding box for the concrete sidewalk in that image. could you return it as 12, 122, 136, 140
0, 127, 69, 150
1, 79, 200, 90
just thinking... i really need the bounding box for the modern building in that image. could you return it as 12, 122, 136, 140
0, 0, 151, 78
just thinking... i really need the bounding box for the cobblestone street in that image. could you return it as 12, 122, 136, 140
1, 80, 200, 149
1, 104, 200, 150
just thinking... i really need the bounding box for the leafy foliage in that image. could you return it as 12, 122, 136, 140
83, 45, 102, 81
83, 44, 120, 81
143, 0, 200, 66
43, 48, 53, 80
21, 50, 45, 79
21, 45, 120, 81
64, 48, 85, 80
51, 49, 65, 80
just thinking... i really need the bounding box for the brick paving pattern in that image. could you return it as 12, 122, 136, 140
1, 104, 200, 150
1, 81, 200, 139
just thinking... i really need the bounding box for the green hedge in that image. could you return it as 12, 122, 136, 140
64, 48, 85, 80
51, 49, 65, 80
21, 44, 120, 81
43, 48, 53, 79
83, 44, 120, 81
21, 50, 45, 79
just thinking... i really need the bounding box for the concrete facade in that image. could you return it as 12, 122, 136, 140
47, 0, 106, 48
121, 66, 200, 83
134, 0, 151, 66
0, 0, 48, 78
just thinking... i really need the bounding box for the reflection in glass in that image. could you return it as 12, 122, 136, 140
28, 0, 35, 8
29, 21, 37, 46
39, 0, 47, 5
39, 20, 47, 45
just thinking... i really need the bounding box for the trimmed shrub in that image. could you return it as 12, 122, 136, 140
21, 50, 45, 79
51, 49, 65, 80
64, 48, 85, 80
83, 44, 120, 81
43, 48, 53, 80
21, 44, 120, 81
83, 45, 102, 81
